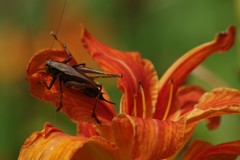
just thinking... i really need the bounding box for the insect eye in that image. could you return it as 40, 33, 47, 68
45, 60, 54, 68
45, 60, 52, 72
45, 60, 50, 66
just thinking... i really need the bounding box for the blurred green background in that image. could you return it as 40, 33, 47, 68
0, 0, 240, 159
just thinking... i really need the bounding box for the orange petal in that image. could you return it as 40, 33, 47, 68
96, 124, 116, 144
206, 116, 221, 130
154, 26, 236, 120
77, 122, 98, 137
111, 114, 185, 159
169, 85, 221, 131
27, 49, 115, 124
186, 88, 240, 124
181, 140, 212, 160
172, 85, 205, 118
173, 86, 221, 130
18, 123, 120, 160
81, 27, 158, 118
182, 140, 240, 160
186, 88, 240, 125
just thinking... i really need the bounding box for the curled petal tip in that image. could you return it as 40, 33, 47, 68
20, 122, 62, 149
215, 25, 236, 52
42, 122, 62, 138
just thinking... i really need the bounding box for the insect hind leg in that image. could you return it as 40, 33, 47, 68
56, 77, 63, 112
91, 84, 102, 124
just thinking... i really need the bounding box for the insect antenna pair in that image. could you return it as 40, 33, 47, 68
40, 32, 122, 124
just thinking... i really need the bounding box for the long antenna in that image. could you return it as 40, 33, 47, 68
50, 0, 67, 49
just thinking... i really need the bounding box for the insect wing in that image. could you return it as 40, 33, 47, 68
52, 61, 95, 83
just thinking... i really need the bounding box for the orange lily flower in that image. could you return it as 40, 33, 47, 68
19, 25, 240, 159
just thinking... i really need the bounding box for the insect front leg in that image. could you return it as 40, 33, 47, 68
50, 31, 72, 64
60, 44, 72, 64
40, 76, 57, 90
40, 75, 63, 111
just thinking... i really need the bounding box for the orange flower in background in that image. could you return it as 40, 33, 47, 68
19, 26, 240, 159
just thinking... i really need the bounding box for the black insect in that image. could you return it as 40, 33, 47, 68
40, 32, 122, 124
